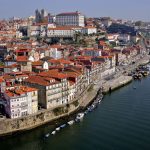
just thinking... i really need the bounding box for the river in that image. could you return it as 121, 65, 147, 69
1, 77, 150, 150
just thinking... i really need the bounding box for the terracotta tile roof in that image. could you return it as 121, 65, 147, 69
48, 58, 74, 65
0, 77, 4, 83
5, 86, 38, 97
64, 71, 81, 78
49, 44, 63, 49
39, 70, 67, 79
58, 58, 74, 64
75, 56, 92, 60
32, 61, 43, 66
16, 56, 28, 62
3, 74, 15, 80
25, 75, 59, 86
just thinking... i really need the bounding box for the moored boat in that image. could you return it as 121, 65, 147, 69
67, 120, 74, 125
51, 131, 56, 135
76, 113, 84, 121
60, 124, 66, 128
143, 71, 149, 76
84, 110, 88, 115
55, 127, 60, 131
45, 133, 50, 138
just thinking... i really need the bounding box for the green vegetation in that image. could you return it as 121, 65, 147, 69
0, 62, 4, 66
21, 36, 30, 41
72, 100, 79, 107
53, 107, 68, 116
107, 23, 136, 36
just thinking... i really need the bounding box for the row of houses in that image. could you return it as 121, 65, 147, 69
28, 23, 97, 37
0, 52, 116, 119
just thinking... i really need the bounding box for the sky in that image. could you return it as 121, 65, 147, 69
0, 0, 149, 21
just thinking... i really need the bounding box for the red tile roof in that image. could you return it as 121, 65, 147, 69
16, 56, 28, 62
25, 75, 59, 86
39, 70, 67, 79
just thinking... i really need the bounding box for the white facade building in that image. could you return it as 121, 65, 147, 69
118, 34, 131, 42
56, 11, 85, 27
82, 26, 97, 35
49, 48, 62, 59
4, 86, 38, 119
47, 26, 74, 37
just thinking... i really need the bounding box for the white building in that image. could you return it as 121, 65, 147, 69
82, 26, 97, 35
56, 11, 85, 27
47, 26, 74, 37
4, 86, 38, 119
118, 34, 131, 42
25, 73, 70, 109
50, 48, 62, 59
107, 34, 119, 42
16, 31, 23, 38
83, 48, 102, 57
29, 25, 40, 36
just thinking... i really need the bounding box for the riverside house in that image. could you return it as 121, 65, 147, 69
3, 86, 38, 119
25, 70, 69, 109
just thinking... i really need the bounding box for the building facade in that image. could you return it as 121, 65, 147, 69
56, 11, 85, 27
3, 86, 38, 119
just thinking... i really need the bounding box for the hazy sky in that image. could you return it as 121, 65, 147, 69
0, 0, 149, 21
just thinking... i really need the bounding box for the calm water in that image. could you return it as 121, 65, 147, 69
1, 77, 150, 150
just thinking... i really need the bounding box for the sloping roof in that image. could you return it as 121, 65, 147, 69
16, 56, 28, 62
32, 61, 43, 66
39, 70, 67, 79
57, 12, 81, 16
25, 75, 57, 86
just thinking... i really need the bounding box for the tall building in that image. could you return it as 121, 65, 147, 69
56, 11, 85, 27
35, 9, 48, 23
48, 13, 55, 23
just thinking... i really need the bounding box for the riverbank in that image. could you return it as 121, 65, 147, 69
0, 75, 132, 137
0, 55, 149, 137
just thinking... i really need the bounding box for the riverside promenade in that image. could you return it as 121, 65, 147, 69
80, 54, 150, 107
80, 75, 132, 108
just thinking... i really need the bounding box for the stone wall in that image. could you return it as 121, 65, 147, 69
102, 76, 132, 94
0, 101, 79, 136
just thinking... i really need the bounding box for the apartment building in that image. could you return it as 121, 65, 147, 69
25, 70, 70, 109
3, 86, 38, 119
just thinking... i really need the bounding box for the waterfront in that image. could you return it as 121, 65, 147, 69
1, 77, 150, 150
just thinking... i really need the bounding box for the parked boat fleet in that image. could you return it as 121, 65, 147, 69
128, 65, 150, 80
44, 92, 103, 138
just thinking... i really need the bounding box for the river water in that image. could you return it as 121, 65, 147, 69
1, 77, 150, 150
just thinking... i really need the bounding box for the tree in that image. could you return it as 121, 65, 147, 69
135, 21, 143, 27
